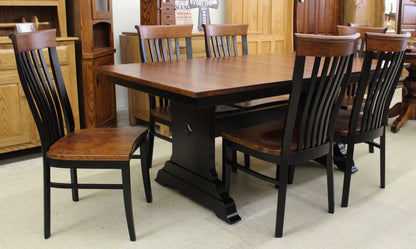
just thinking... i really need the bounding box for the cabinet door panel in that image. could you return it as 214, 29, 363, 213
94, 55, 117, 127
295, 0, 343, 35
0, 81, 32, 149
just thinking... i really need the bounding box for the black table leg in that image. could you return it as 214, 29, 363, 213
155, 102, 241, 224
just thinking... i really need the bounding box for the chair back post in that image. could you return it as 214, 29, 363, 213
285, 33, 359, 157
202, 24, 249, 58
9, 29, 75, 150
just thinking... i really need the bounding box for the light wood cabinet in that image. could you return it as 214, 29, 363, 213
0, 38, 80, 153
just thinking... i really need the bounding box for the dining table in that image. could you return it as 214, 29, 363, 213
95, 52, 366, 224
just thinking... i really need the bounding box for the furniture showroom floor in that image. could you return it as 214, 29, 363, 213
1, 89, 415, 249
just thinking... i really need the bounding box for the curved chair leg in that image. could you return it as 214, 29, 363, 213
70, 168, 79, 202
380, 131, 386, 188
341, 144, 355, 207
275, 163, 289, 238
326, 152, 334, 213
140, 139, 152, 203
121, 166, 136, 241
44, 161, 51, 239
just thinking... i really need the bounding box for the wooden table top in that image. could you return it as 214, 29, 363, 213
97, 53, 365, 95
96, 53, 365, 107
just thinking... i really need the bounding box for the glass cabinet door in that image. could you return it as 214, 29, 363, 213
92, 0, 112, 19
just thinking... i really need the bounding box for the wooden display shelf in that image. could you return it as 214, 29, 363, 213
0, 0, 67, 36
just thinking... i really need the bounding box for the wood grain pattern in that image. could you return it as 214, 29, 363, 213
226, 0, 293, 53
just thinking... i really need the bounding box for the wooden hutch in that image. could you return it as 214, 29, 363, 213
66, 0, 117, 128
0, 0, 79, 153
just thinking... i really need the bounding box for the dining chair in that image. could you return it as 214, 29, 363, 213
336, 25, 388, 165
9, 29, 152, 241
134, 24, 193, 168
202, 23, 289, 169
334, 32, 410, 207
221, 33, 359, 237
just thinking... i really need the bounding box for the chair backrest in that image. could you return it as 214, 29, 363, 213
9, 29, 74, 151
135, 24, 193, 63
337, 25, 387, 58
348, 23, 370, 28
202, 24, 248, 58
349, 32, 410, 135
284, 33, 359, 155
135, 24, 193, 109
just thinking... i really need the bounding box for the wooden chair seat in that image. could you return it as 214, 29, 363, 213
47, 126, 148, 161
222, 120, 297, 156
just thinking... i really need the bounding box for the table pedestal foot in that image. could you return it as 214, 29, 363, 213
156, 161, 241, 224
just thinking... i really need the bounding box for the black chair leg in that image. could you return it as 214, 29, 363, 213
275, 163, 289, 238
380, 132, 386, 188
341, 146, 355, 207
326, 153, 334, 213
44, 162, 51, 239
70, 168, 79, 202
244, 153, 250, 169
140, 140, 152, 203
121, 167, 136, 241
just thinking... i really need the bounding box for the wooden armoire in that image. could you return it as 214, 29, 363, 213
66, 0, 117, 128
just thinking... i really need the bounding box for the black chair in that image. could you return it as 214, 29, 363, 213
334, 25, 388, 171
221, 33, 359, 237
334, 32, 411, 207
134, 24, 193, 168
9, 29, 152, 241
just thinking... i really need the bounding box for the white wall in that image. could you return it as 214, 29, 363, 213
112, 0, 226, 111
